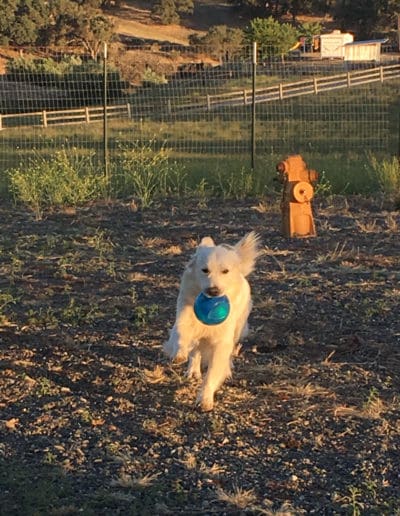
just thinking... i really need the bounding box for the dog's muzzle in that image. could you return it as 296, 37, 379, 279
205, 286, 221, 297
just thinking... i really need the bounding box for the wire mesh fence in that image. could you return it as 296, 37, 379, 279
0, 44, 399, 190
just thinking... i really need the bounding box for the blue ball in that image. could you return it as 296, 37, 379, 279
194, 292, 230, 325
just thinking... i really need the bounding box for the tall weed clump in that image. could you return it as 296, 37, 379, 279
367, 154, 400, 206
216, 166, 260, 199
113, 141, 187, 207
9, 150, 107, 219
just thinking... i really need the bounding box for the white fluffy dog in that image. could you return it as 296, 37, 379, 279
164, 232, 261, 411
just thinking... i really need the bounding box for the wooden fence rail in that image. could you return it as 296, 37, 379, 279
0, 103, 131, 130
203, 64, 400, 109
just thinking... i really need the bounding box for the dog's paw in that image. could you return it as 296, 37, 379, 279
186, 368, 202, 381
162, 340, 175, 359
172, 350, 188, 364
196, 393, 214, 412
199, 398, 214, 412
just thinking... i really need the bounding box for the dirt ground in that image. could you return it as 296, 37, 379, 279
1, 195, 399, 515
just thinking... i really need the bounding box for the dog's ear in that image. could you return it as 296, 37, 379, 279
199, 236, 215, 247
234, 231, 261, 276
186, 237, 214, 271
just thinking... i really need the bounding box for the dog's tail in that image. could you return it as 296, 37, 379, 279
235, 231, 262, 277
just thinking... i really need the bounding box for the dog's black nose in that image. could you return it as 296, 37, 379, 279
205, 287, 221, 297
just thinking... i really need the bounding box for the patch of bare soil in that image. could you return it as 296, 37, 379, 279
110, 2, 200, 45
1, 196, 399, 514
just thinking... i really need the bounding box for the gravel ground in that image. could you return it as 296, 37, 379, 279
1, 195, 399, 515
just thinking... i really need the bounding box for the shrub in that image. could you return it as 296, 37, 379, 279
113, 142, 186, 207
142, 68, 168, 85
216, 166, 257, 199
9, 150, 107, 219
367, 154, 400, 204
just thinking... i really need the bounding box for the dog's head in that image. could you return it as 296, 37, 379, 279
188, 232, 261, 297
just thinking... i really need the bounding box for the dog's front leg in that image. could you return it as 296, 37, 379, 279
187, 348, 202, 380
163, 307, 195, 363
196, 340, 233, 411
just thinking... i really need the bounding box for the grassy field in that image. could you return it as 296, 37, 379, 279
1, 76, 398, 201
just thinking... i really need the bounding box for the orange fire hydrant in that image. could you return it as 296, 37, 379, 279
276, 155, 319, 238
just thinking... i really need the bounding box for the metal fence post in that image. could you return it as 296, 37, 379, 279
103, 42, 109, 184
251, 41, 257, 170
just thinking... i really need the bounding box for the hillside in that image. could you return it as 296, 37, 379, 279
110, 0, 248, 44
109, 1, 331, 46
110, 1, 198, 45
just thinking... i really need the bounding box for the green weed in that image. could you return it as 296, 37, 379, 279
133, 304, 159, 328
86, 228, 115, 259
216, 166, 256, 199
338, 486, 365, 516
8, 149, 107, 219
27, 307, 59, 330
61, 297, 99, 326
113, 142, 187, 208
0, 291, 17, 324
367, 154, 400, 204
35, 377, 54, 397
314, 170, 333, 197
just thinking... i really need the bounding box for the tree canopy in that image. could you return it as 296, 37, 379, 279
151, 0, 194, 25
189, 25, 244, 60
244, 17, 299, 59
0, 0, 114, 55
0, 0, 398, 51
334, 0, 400, 39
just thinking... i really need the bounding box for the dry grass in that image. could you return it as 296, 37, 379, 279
111, 3, 198, 45
215, 485, 257, 509
112, 472, 161, 489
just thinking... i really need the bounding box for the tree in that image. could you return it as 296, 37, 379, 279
45, 1, 115, 57
152, 0, 194, 25
230, 0, 319, 18
334, 0, 400, 39
0, 0, 50, 45
298, 20, 322, 50
73, 12, 115, 58
0, 0, 116, 51
152, 0, 180, 24
189, 25, 244, 60
0, 1, 18, 44
244, 17, 299, 60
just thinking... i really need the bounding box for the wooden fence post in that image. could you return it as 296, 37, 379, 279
313, 77, 318, 94
42, 111, 48, 128
85, 107, 90, 123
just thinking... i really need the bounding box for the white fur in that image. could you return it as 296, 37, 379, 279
163, 232, 261, 411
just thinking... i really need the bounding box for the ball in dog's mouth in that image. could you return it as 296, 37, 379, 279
194, 292, 230, 325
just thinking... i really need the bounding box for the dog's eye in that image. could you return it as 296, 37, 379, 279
222, 269, 229, 274
201, 268, 209, 274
